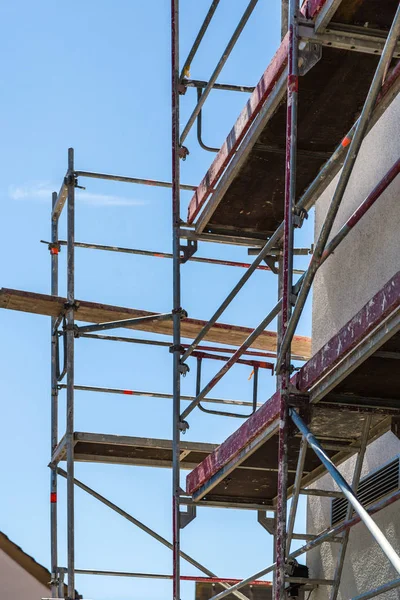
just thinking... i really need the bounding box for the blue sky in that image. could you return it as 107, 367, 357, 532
0, 2, 313, 599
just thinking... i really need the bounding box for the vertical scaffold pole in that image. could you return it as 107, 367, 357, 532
171, 2, 182, 599
276, 0, 298, 597
50, 191, 59, 598
66, 148, 76, 599
281, 0, 288, 40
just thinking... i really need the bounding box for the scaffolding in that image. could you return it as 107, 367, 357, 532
2, 1, 400, 599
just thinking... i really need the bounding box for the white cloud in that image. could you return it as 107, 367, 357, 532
8, 181, 145, 207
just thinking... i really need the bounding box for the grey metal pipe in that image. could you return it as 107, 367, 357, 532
179, 0, 221, 80
351, 578, 400, 600
183, 78, 254, 93
290, 409, 400, 574
286, 437, 307, 554
56, 468, 250, 600
66, 148, 75, 599
180, 0, 259, 145
68, 569, 270, 586
74, 170, 197, 191
275, 1, 299, 595
180, 300, 280, 420
75, 312, 174, 335
51, 179, 68, 222
50, 191, 59, 598
77, 332, 284, 359
276, 3, 400, 370
49, 239, 285, 272
330, 415, 372, 600
281, 0, 288, 39
171, 3, 182, 598
197, 87, 220, 152
58, 382, 262, 409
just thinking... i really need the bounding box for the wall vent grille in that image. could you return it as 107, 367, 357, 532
331, 455, 400, 526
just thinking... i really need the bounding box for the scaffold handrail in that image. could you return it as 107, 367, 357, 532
179, 0, 259, 145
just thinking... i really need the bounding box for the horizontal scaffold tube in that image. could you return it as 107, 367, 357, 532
67, 569, 271, 586
57, 384, 262, 409
46, 239, 305, 274
75, 170, 197, 191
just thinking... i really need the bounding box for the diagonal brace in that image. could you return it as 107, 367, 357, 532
290, 409, 400, 574
56, 468, 250, 600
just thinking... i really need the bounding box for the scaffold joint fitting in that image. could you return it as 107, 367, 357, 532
172, 307, 188, 319
293, 207, 308, 228
179, 146, 189, 160
48, 242, 61, 255
179, 362, 190, 376
169, 344, 185, 354
178, 419, 189, 433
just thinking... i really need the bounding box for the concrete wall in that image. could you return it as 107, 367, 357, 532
312, 92, 400, 353
0, 547, 49, 600
306, 432, 400, 600
308, 81, 400, 597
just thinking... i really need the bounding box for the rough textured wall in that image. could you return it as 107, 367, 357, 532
306, 432, 400, 600
312, 92, 400, 353
0, 548, 49, 600
309, 88, 400, 598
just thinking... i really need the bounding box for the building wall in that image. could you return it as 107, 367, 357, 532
306, 433, 400, 600
0, 547, 49, 600
311, 92, 400, 353
308, 79, 400, 597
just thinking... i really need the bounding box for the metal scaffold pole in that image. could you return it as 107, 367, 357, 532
275, 0, 298, 596
281, 0, 288, 39
66, 148, 76, 599
330, 415, 372, 600
50, 190, 59, 598
171, 2, 182, 599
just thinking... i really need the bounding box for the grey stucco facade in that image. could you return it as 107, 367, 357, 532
307, 88, 400, 598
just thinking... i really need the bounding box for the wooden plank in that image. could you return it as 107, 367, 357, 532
70, 433, 217, 469
186, 33, 289, 224
297, 271, 400, 391
0, 288, 311, 357
186, 391, 281, 494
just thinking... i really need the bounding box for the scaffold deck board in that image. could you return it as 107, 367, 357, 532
195, 582, 272, 600
303, 0, 394, 23
187, 0, 400, 238
0, 288, 311, 357
186, 271, 400, 506
53, 432, 217, 470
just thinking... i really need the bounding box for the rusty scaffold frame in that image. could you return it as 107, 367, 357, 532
35, 1, 400, 599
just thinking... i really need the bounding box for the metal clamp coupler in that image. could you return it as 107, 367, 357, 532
178, 82, 187, 96
63, 300, 80, 312
172, 307, 188, 319
179, 361, 190, 376
179, 146, 189, 161
48, 241, 61, 255
179, 419, 189, 433
293, 207, 308, 228
169, 344, 185, 354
